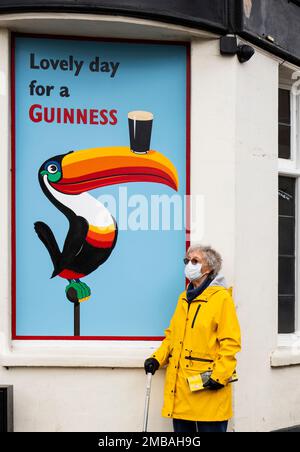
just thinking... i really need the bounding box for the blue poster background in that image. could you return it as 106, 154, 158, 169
14, 36, 187, 337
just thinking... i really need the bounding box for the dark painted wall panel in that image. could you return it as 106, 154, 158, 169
0, 386, 13, 432
0, 1, 300, 65
241, 0, 300, 61
0, 0, 228, 32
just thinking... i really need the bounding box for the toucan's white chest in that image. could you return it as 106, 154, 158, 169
44, 176, 114, 229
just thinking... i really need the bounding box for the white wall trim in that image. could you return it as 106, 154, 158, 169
0, 12, 217, 40
278, 70, 300, 337
271, 332, 300, 367
0, 29, 12, 361
0, 334, 160, 367
271, 348, 300, 367
278, 86, 300, 172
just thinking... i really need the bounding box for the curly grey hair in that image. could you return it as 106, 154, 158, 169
186, 244, 222, 277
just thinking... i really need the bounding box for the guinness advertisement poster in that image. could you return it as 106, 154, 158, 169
12, 34, 189, 339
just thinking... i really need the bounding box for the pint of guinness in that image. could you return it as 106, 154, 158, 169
128, 111, 153, 154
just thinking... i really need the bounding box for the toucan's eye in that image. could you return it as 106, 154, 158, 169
47, 164, 58, 174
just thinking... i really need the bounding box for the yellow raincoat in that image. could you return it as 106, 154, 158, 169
152, 275, 241, 422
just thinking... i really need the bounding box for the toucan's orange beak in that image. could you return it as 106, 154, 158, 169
51, 146, 179, 194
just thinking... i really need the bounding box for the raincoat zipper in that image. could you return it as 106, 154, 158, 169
191, 305, 201, 328
184, 356, 214, 363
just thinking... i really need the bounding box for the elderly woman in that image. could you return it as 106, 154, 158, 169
144, 245, 241, 433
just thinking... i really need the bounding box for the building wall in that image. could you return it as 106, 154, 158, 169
0, 367, 170, 432
0, 15, 300, 432
197, 37, 300, 432
234, 46, 300, 432
234, 46, 279, 432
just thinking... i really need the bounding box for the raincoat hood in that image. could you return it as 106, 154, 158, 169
209, 273, 228, 288
185, 273, 231, 303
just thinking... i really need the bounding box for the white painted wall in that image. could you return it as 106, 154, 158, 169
0, 14, 300, 432
234, 47, 280, 432
234, 47, 300, 432
0, 367, 171, 432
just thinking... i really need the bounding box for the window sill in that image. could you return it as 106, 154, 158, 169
0, 334, 161, 368
271, 333, 300, 367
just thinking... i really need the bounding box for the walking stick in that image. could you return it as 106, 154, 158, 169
142, 372, 153, 432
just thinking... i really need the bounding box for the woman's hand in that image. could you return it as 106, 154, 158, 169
203, 378, 224, 390
144, 357, 160, 375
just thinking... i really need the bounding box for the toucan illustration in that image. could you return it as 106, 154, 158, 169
34, 137, 179, 335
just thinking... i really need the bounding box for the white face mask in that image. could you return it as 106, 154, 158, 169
185, 261, 203, 282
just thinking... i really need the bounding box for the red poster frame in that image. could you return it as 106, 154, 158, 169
11, 32, 191, 341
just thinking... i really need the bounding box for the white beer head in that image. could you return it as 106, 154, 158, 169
128, 111, 154, 121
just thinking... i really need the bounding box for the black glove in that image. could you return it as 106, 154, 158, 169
144, 357, 160, 375
203, 378, 224, 390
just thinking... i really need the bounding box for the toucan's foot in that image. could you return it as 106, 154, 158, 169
65, 281, 91, 303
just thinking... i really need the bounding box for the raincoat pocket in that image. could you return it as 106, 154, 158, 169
183, 350, 215, 375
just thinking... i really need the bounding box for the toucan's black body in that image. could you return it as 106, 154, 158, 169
35, 152, 118, 280
34, 217, 118, 279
